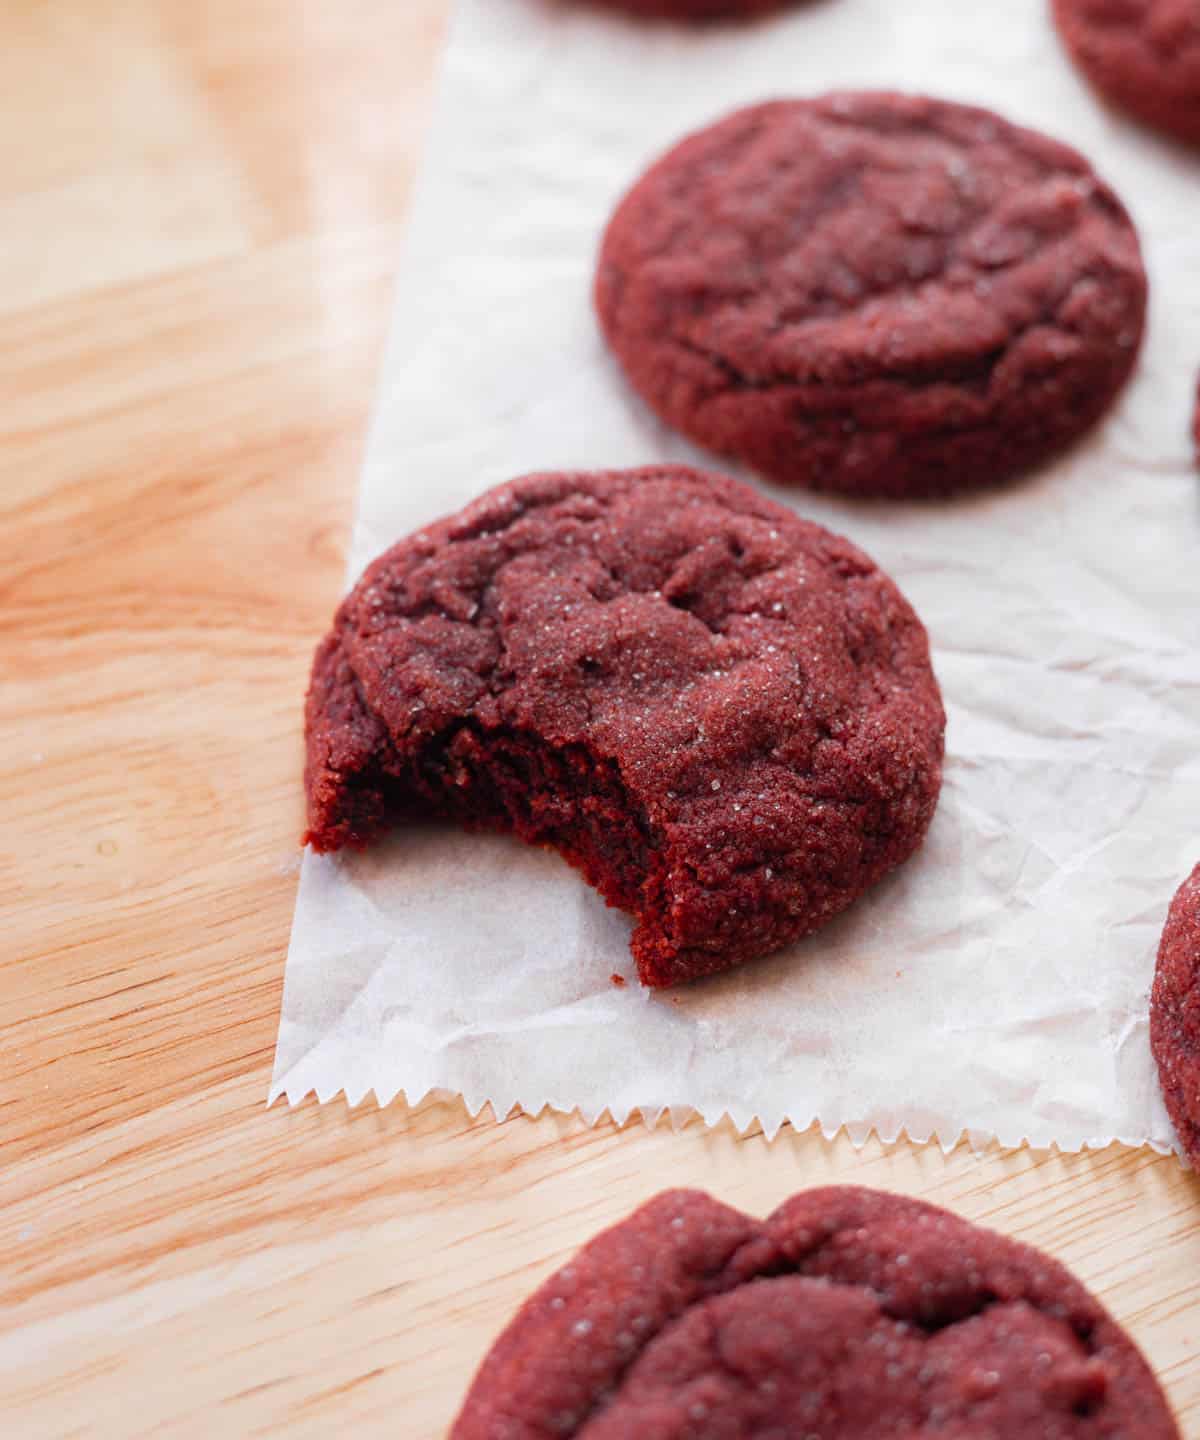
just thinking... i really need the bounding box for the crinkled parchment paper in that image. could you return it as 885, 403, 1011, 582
270, 0, 1199, 1151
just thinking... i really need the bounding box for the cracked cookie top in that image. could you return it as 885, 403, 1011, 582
596, 93, 1147, 497
452, 1186, 1180, 1437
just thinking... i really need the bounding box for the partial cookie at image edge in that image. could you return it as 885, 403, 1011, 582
1151, 863, 1200, 1167
451, 1186, 1181, 1437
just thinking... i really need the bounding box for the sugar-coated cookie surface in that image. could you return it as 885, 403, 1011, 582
1151, 863, 1200, 1165
304, 467, 944, 987
596, 93, 1147, 497
452, 1186, 1181, 1437
1053, 0, 1200, 147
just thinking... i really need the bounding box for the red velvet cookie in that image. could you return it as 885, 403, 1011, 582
1150, 863, 1200, 1166
1053, 0, 1200, 147
452, 1187, 1181, 1438
304, 467, 944, 987
596, 93, 1147, 498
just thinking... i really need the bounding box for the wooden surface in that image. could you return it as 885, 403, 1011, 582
2, 3, 1197, 1436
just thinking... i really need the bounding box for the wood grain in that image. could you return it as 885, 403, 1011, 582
1, 3, 1196, 1436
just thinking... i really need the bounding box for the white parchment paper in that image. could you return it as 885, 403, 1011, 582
271, 0, 1200, 1151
